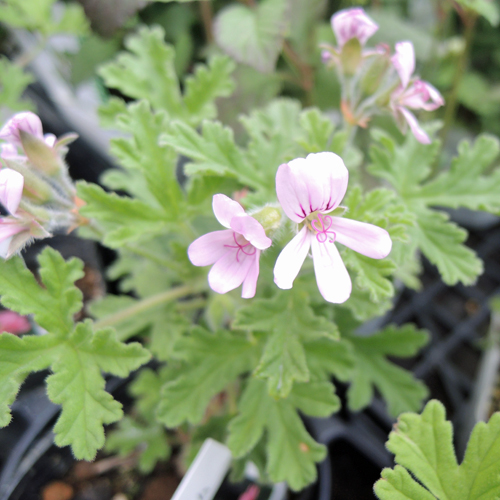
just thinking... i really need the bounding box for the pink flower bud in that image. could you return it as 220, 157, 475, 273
0, 310, 31, 335
0, 112, 43, 148
331, 8, 378, 48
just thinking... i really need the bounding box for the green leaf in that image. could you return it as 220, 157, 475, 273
454, 0, 500, 25
227, 378, 326, 491
234, 290, 339, 397
47, 321, 150, 460
303, 338, 355, 381
0, 248, 84, 336
0, 57, 34, 112
0, 333, 58, 426
297, 107, 334, 153
98, 26, 185, 117
160, 120, 263, 188
108, 101, 184, 215
412, 207, 483, 286
76, 181, 168, 247
375, 400, 500, 500
346, 324, 429, 416
157, 328, 259, 426
416, 135, 500, 212
183, 55, 236, 123
214, 0, 290, 73
106, 416, 170, 473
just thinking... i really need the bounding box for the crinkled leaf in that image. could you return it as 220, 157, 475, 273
375, 400, 500, 500
183, 55, 236, 123
0, 57, 34, 112
297, 107, 334, 153
0, 333, 58, 426
106, 416, 170, 473
416, 135, 500, 212
108, 101, 184, 215
303, 338, 355, 381
234, 290, 339, 397
77, 181, 168, 247
412, 207, 483, 286
160, 120, 263, 188
214, 0, 290, 73
98, 26, 185, 118
157, 328, 260, 427
227, 378, 326, 491
0, 248, 84, 336
47, 321, 150, 460
346, 324, 429, 416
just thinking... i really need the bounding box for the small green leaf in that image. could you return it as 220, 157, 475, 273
214, 0, 290, 73
106, 416, 170, 473
412, 207, 483, 286
156, 328, 259, 426
77, 181, 168, 247
375, 400, 500, 500
47, 321, 150, 460
0, 248, 84, 336
184, 55, 236, 123
346, 324, 429, 416
297, 108, 334, 153
227, 378, 326, 491
234, 290, 339, 397
98, 26, 185, 117
0, 333, 59, 426
160, 120, 263, 188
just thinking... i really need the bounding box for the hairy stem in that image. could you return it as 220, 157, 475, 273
94, 284, 201, 330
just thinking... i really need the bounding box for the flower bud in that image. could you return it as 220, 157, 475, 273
340, 37, 363, 76
331, 8, 378, 49
19, 129, 63, 175
0, 112, 43, 147
251, 206, 281, 237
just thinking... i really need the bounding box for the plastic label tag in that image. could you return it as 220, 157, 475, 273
171, 438, 233, 500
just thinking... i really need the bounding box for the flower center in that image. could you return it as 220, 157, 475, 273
310, 213, 336, 244
224, 232, 256, 262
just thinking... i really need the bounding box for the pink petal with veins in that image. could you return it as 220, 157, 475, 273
0, 168, 24, 214
311, 238, 352, 303
187, 229, 234, 266
332, 8, 378, 48
230, 215, 272, 250
331, 217, 392, 259
208, 248, 254, 294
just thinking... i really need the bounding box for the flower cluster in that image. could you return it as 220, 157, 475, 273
188, 152, 392, 303
0, 112, 84, 257
321, 8, 444, 144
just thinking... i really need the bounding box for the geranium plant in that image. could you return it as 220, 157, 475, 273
0, 0, 499, 495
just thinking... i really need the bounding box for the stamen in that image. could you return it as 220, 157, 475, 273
224, 232, 256, 262
311, 213, 336, 244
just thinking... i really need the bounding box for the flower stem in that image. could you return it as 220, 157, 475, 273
94, 284, 201, 330
200, 1, 214, 44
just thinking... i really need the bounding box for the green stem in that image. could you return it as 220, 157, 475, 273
439, 11, 477, 147
94, 284, 201, 329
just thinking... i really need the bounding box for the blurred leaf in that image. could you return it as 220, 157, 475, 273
0, 58, 34, 112
455, 0, 500, 26
156, 328, 260, 426
375, 400, 500, 499
346, 324, 429, 416
214, 0, 290, 73
227, 378, 327, 491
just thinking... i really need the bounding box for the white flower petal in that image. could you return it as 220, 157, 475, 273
276, 152, 348, 223
241, 251, 260, 299
331, 217, 392, 259
311, 238, 352, 304
212, 194, 245, 228
208, 248, 254, 294
274, 227, 312, 289
392, 41, 415, 89
187, 229, 234, 266
0, 169, 24, 214
230, 215, 271, 250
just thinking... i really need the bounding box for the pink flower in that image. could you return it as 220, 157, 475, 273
331, 8, 378, 48
0, 310, 31, 335
188, 194, 272, 298
238, 485, 260, 500
0, 112, 43, 147
390, 41, 444, 144
273, 153, 392, 304
0, 168, 49, 258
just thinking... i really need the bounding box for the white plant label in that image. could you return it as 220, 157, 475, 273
170, 438, 233, 500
